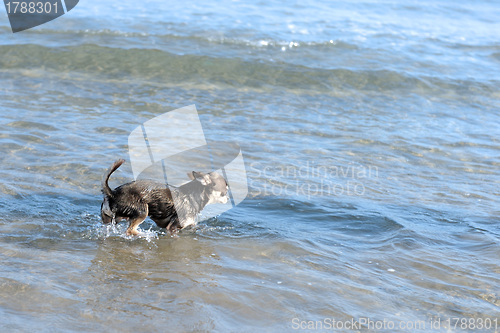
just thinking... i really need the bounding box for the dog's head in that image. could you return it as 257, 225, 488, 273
188, 171, 229, 204
100, 197, 114, 224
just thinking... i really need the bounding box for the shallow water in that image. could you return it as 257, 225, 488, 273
0, 0, 499, 332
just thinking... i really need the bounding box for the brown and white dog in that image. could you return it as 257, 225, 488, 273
100, 159, 229, 235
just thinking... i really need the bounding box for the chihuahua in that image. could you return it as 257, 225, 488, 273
100, 159, 229, 235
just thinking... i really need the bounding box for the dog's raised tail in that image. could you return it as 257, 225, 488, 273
102, 159, 125, 197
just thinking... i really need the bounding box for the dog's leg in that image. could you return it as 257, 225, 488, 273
126, 215, 147, 236
166, 220, 178, 234
151, 217, 180, 235
126, 206, 148, 236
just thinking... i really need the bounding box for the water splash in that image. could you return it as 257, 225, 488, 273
84, 219, 165, 242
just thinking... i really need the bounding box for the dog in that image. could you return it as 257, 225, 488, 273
100, 159, 229, 235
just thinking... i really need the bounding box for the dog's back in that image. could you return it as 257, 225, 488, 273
113, 180, 177, 225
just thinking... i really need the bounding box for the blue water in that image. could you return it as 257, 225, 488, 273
0, 0, 499, 331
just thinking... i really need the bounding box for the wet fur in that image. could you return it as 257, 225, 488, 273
100, 159, 229, 235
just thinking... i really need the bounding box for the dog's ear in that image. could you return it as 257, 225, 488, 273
188, 171, 212, 186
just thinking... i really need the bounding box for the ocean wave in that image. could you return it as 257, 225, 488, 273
0, 43, 497, 95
